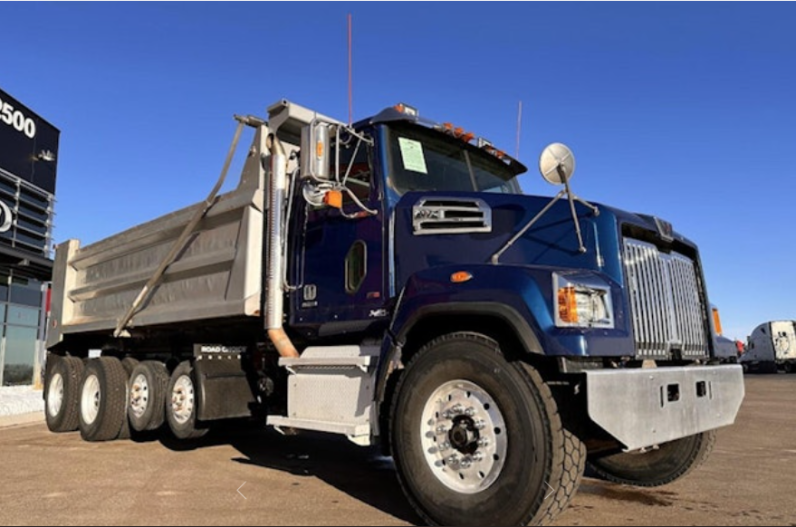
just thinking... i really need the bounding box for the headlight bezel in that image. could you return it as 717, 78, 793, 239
554, 273, 616, 329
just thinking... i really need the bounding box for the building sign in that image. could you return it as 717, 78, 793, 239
0, 88, 59, 195
0, 200, 13, 233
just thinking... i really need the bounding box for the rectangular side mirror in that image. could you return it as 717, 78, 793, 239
300, 122, 331, 180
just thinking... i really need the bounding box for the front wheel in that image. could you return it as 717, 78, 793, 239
588, 431, 716, 488
391, 332, 585, 527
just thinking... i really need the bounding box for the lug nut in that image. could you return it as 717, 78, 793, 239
474, 420, 487, 431
478, 437, 491, 448
437, 425, 449, 435
472, 452, 485, 463
452, 404, 465, 416
465, 407, 477, 417
439, 442, 452, 452
461, 457, 473, 469
447, 456, 460, 467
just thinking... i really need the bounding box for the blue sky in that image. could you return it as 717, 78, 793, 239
1, 2, 794, 340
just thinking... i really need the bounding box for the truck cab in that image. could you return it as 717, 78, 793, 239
742, 320, 796, 373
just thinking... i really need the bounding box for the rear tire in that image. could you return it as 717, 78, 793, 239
391, 332, 585, 526
78, 358, 128, 442
588, 431, 716, 488
166, 362, 208, 441
117, 358, 140, 440
129, 361, 170, 432
45, 356, 84, 433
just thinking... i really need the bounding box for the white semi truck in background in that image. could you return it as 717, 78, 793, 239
741, 321, 796, 374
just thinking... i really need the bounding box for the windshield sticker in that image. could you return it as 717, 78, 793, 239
398, 138, 428, 174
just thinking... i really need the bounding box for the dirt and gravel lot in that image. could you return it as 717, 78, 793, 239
0, 375, 793, 526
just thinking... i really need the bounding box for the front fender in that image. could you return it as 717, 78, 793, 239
388, 264, 634, 361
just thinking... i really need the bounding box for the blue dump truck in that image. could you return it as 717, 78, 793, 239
44, 100, 745, 526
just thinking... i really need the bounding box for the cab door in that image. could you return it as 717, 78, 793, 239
289, 132, 388, 338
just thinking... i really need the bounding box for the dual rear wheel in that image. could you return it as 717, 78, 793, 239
45, 356, 207, 442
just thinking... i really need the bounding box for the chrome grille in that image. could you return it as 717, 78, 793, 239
624, 239, 708, 359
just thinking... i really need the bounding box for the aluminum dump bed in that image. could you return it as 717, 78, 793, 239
47, 183, 266, 348
45, 100, 340, 350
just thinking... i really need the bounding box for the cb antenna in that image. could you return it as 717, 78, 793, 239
348, 14, 353, 126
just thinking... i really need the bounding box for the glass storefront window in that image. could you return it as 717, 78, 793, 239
2, 326, 38, 386
10, 277, 42, 307
7, 306, 39, 327
0, 274, 8, 303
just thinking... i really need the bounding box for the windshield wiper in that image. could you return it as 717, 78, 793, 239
463, 150, 478, 191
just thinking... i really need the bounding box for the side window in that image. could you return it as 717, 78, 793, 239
331, 140, 373, 206
345, 241, 367, 294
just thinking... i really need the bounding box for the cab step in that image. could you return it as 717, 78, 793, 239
266, 345, 381, 446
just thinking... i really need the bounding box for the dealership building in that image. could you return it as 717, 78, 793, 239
0, 88, 58, 387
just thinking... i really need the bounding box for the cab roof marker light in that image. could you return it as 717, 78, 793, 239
395, 103, 419, 117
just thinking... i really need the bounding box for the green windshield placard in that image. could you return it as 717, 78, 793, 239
398, 137, 428, 174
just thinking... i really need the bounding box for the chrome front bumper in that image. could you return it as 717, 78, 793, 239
586, 365, 745, 451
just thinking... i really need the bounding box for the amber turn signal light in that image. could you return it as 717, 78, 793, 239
558, 286, 580, 324
324, 190, 344, 209
451, 271, 474, 284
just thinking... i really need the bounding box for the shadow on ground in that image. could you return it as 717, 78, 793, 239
133, 426, 421, 525
231, 430, 421, 525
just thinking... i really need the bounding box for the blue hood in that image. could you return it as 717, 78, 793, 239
393, 191, 700, 290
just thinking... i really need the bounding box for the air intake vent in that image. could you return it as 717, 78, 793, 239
413, 198, 492, 235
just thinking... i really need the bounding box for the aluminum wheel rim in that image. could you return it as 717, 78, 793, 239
47, 373, 65, 418
130, 373, 150, 420
171, 375, 195, 425
421, 380, 508, 495
81, 374, 101, 425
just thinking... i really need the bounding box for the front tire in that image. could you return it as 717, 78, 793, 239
45, 356, 85, 433
588, 431, 716, 488
166, 362, 208, 441
391, 332, 585, 527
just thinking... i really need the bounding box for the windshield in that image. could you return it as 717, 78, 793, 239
387, 124, 522, 195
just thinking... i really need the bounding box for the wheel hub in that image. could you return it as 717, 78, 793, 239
81, 374, 101, 426
449, 418, 479, 454
47, 374, 65, 418
171, 375, 194, 425
130, 374, 150, 419
420, 380, 508, 495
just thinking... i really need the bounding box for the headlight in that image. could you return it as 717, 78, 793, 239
555, 274, 615, 329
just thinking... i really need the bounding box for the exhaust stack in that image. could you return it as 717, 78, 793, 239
266, 134, 299, 359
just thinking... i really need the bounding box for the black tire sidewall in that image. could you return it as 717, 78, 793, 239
392, 335, 552, 527
590, 432, 713, 487
45, 357, 82, 432
79, 358, 127, 442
